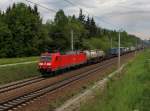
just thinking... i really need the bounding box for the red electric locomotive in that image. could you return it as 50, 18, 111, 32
38, 51, 87, 76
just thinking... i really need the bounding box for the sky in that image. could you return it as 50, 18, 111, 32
0, 0, 150, 40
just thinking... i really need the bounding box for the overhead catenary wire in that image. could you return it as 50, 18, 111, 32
24, 0, 144, 46
25, 0, 57, 13
63, 0, 118, 28
26, 0, 147, 41
24, 0, 124, 41
25, 0, 118, 29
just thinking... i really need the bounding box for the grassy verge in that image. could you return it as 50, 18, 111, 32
0, 63, 40, 85
0, 56, 39, 65
80, 49, 150, 111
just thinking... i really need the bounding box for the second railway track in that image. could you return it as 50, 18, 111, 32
0, 58, 116, 111
0, 76, 45, 94
0, 56, 115, 95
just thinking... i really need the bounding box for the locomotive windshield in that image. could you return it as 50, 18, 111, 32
40, 56, 51, 61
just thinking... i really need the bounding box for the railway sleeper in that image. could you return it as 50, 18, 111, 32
3, 104, 13, 107
8, 101, 19, 105
0, 106, 8, 109
0, 106, 8, 110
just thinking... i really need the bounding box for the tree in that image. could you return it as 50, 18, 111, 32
64, 16, 86, 50
0, 4, 142, 58
78, 9, 85, 24
47, 10, 86, 51
33, 5, 39, 15
72, 14, 76, 20
54, 9, 68, 27
0, 17, 13, 57
4, 3, 47, 57
85, 16, 90, 37
89, 17, 97, 37
46, 10, 69, 51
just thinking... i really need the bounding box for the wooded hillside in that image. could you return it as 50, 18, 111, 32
0, 3, 141, 58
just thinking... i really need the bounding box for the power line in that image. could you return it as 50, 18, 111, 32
25, 0, 57, 13
117, 5, 148, 11
25, 0, 118, 28
63, 0, 118, 28
63, 0, 75, 6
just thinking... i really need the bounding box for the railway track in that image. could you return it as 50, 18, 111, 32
0, 76, 45, 94
0, 56, 116, 94
0, 59, 116, 111
0, 58, 113, 95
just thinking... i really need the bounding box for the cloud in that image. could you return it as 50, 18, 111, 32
0, 0, 149, 40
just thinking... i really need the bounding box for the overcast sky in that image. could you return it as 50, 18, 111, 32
0, 0, 150, 40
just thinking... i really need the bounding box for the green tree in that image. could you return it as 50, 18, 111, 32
78, 9, 85, 24
4, 3, 46, 56
64, 16, 86, 50
0, 17, 13, 57
47, 10, 69, 51
90, 17, 97, 37
0, 4, 142, 58
85, 16, 90, 37
54, 9, 68, 27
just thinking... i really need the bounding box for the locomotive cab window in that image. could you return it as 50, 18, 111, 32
40, 56, 51, 61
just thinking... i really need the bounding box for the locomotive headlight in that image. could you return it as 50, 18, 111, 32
39, 63, 43, 66
47, 63, 51, 66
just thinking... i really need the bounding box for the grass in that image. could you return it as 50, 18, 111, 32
0, 56, 40, 85
0, 56, 39, 65
0, 62, 40, 85
80, 49, 150, 111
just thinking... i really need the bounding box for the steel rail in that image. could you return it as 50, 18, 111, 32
0, 76, 45, 94
0, 60, 115, 111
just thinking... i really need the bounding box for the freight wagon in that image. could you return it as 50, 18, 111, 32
109, 47, 129, 56
84, 50, 105, 63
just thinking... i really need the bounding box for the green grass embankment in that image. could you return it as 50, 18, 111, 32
0, 57, 40, 85
80, 49, 150, 111
0, 63, 40, 85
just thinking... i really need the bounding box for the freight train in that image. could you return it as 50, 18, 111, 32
38, 47, 137, 76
